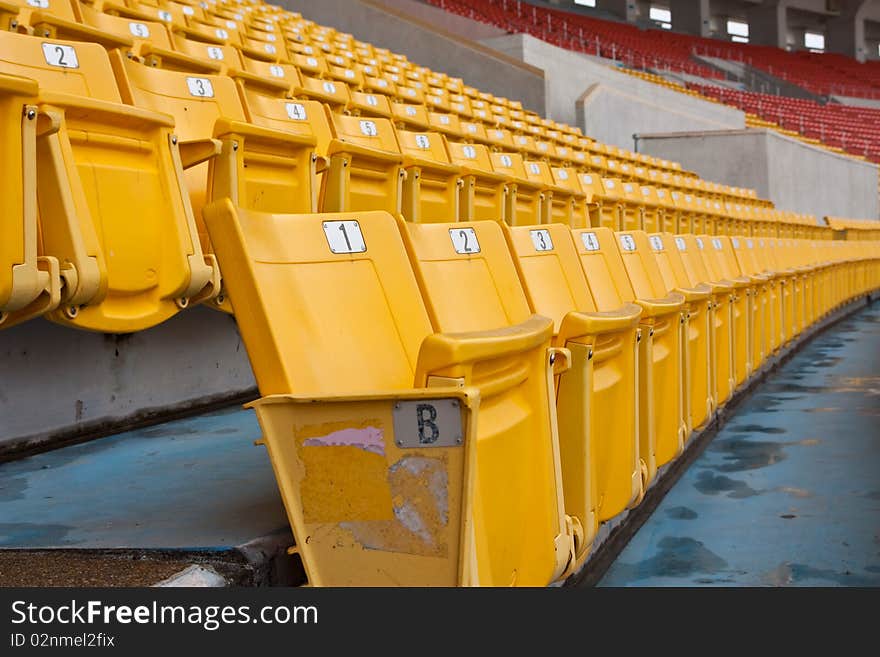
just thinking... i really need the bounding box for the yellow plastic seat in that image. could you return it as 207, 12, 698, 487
730, 235, 772, 368
390, 100, 430, 131
618, 181, 645, 232
549, 166, 589, 228
397, 129, 462, 223
614, 230, 686, 478
696, 235, 751, 391
446, 141, 510, 222
348, 89, 392, 118
506, 222, 641, 566
674, 234, 735, 407
1, 29, 220, 332
397, 217, 577, 585
321, 112, 404, 214
293, 75, 350, 112
490, 151, 545, 226
593, 178, 624, 230
648, 232, 715, 432
0, 73, 61, 329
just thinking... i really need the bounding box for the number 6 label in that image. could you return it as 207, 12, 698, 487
323, 220, 367, 254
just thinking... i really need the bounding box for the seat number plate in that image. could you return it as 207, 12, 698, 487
450, 228, 479, 254
392, 399, 463, 449
323, 220, 366, 254
42, 43, 78, 69
530, 229, 553, 252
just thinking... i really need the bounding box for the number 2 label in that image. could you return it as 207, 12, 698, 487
42, 43, 78, 69
450, 228, 479, 254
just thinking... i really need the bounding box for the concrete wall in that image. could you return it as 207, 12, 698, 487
280, 0, 547, 114
481, 33, 745, 150
0, 308, 256, 452
637, 128, 880, 219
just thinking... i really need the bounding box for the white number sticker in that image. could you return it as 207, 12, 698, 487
499, 154, 513, 168
344, 69, 355, 78
323, 220, 366, 254
225, 21, 237, 29
27, 0, 49, 7
285, 102, 307, 120
322, 81, 337, 94
558, 147, 568, 156
186, 77, 214, 97
581, 232, 600, 252
530, 229, 553, 252
462, 145, 476, 159
450, 228, 479, 254
269, 65, 285, 78
415, 134, 430, 149
732, 238, 741, 248
712, 238, 723, 250
129, 22, 150, 37
465, 124, 476, 133
405, 106, 417, 116
365, 94, 378, 107
605, 180, 615, 189
624, 184, 633, 193
359, 120, 378, 136
649, 235, 664, 251
377, 79, 388, 88
264, 44, 277, 54
183, 6, 195, 15
657, 190, 666, 198
303, 46, 314, 54
215, 28, 229, 40
537, 142, 548, 151
618, 234, 636, 252
528, 163, 541, 175
158, 10, 172, 22
581, 174, 593, 185
207, 46, 224, 60
42, 43, 78, 68
306, 56, 318, 67
556, 169, 569, 180
696, 238, 705, 250
673, 237, 686, 251
746, 239, 754, 249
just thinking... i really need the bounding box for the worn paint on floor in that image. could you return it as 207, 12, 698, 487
0, 406, 287, 549
600, 303, 880, 587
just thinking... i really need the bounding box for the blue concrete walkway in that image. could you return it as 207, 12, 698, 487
600, 303, 880, 587
0, 406, 287, 550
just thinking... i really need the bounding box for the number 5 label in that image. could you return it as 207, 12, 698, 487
323, 220, 367, 254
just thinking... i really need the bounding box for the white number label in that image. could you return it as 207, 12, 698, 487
42, 43, 78, 68
438, 115, 450, 125
618, 234, 636, 252
129, 22, 150, 37
306, 56, 317, 67
377, 79, 388, 88
649, 235, 664, 251
499, 154, 513, 168
465, 124, 476, 133
581, 175, 593, 185
556, 169, 569, 181
215, 29, 229, 39
581, 232, 600, 252
285, 102, 307, 120
207, 46, 224, 60
462, 145, 476, 159
183, 6, 195, 15
27, 0, 49, 7
624, 184, 633, 193
746, 239, 754, 249
675, 237, 687, 251
322, 81, 337, 94
365, 94, 378, 107
415, 134, 430, 149
269, 65, 285, 78
264, 44, 277, 54
303, 46, 314, 55
359, 120, 378, 136
696, 238, 705, 250
344, 69, 355, 78
323, 221, 366, 254
405, 106, 417, 116
731, 238, 741, 248
158, 10, 172, 22
712, 238, 723, 250
186, 77, 214, 98
530, 229, 553, 252
450, 228, 479, 254
528, 163, 541, 175
225, 21, 237, 29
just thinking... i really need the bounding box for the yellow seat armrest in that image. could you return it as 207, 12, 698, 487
213, 118, 317, 149
0, 73, 38, 97
138, 44, 223, 74
636, 291, 686, 318
247, 386, 477, 409
30, 13, 134, 50
557, 303, 642, 344
178, 137, 222, 169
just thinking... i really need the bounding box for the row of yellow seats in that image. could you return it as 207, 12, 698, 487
202, 196, 880, 586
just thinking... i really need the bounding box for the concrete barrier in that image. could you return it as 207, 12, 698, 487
637, 128, 880, 220
480, 33, 744, 149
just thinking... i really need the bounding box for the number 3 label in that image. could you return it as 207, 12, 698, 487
450, 228, 479, 254
530, 229, 553, 252
186, 77, 214, 98
323, 220, 367, 254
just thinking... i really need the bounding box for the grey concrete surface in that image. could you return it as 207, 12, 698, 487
637, 128, 880, 220
0, 306, 257, 451
281, 0, 546, 114
480, 33, 744, 149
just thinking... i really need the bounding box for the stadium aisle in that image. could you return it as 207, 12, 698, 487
600, 303, 880, 587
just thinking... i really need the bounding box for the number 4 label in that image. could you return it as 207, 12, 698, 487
323, 220, 367, 254
450, 228, 479, 254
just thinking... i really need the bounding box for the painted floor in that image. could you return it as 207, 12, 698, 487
0, 406, 288, 549
600, 303, 880, 587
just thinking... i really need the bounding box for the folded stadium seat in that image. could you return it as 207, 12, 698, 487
226, 55, 301, 98
567, 226, 677, 508
691, 197, 712, 236
447, 93, 473, 120
397, 216, 579, 585
730, 236, 773, 368
201, 206, 532, 585
671, 191, 696, 234
747, 236, 787, 354
510, 133, 543, 160
593, 178, 624, 230
587, 153, 609, 175
523, 161, 585, 227
618, 181, 645, 232
113, 54, 318, 256
545, 167, 591, 228
293, 75, 351, 113
674, 234, 736, 406
614, 230, 687, 478
0, 30, 218, 331
348, 89, 393, 119
762, 238, 799, 344
707, 198, 729, 236
483, 126, 515, 152
457, 120, 494, 146
776, 238, 813, 337
446, 141, 510, 223
23, 0, 137, 52
505, 221, 641, 565
396, 129, 462, 223
0, 73, 61, 329
489, 151, 546, 226
648, 233, 715, 433
653, 187, 678, 234
638, 186, 664, 233
575, 173, 608, 228
426, 111, 462, 140
396, 83, 425, 105
698, 235, 753, 388
390, 101, 431, 131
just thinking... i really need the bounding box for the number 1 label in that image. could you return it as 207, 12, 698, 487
323, 220, 367, 254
